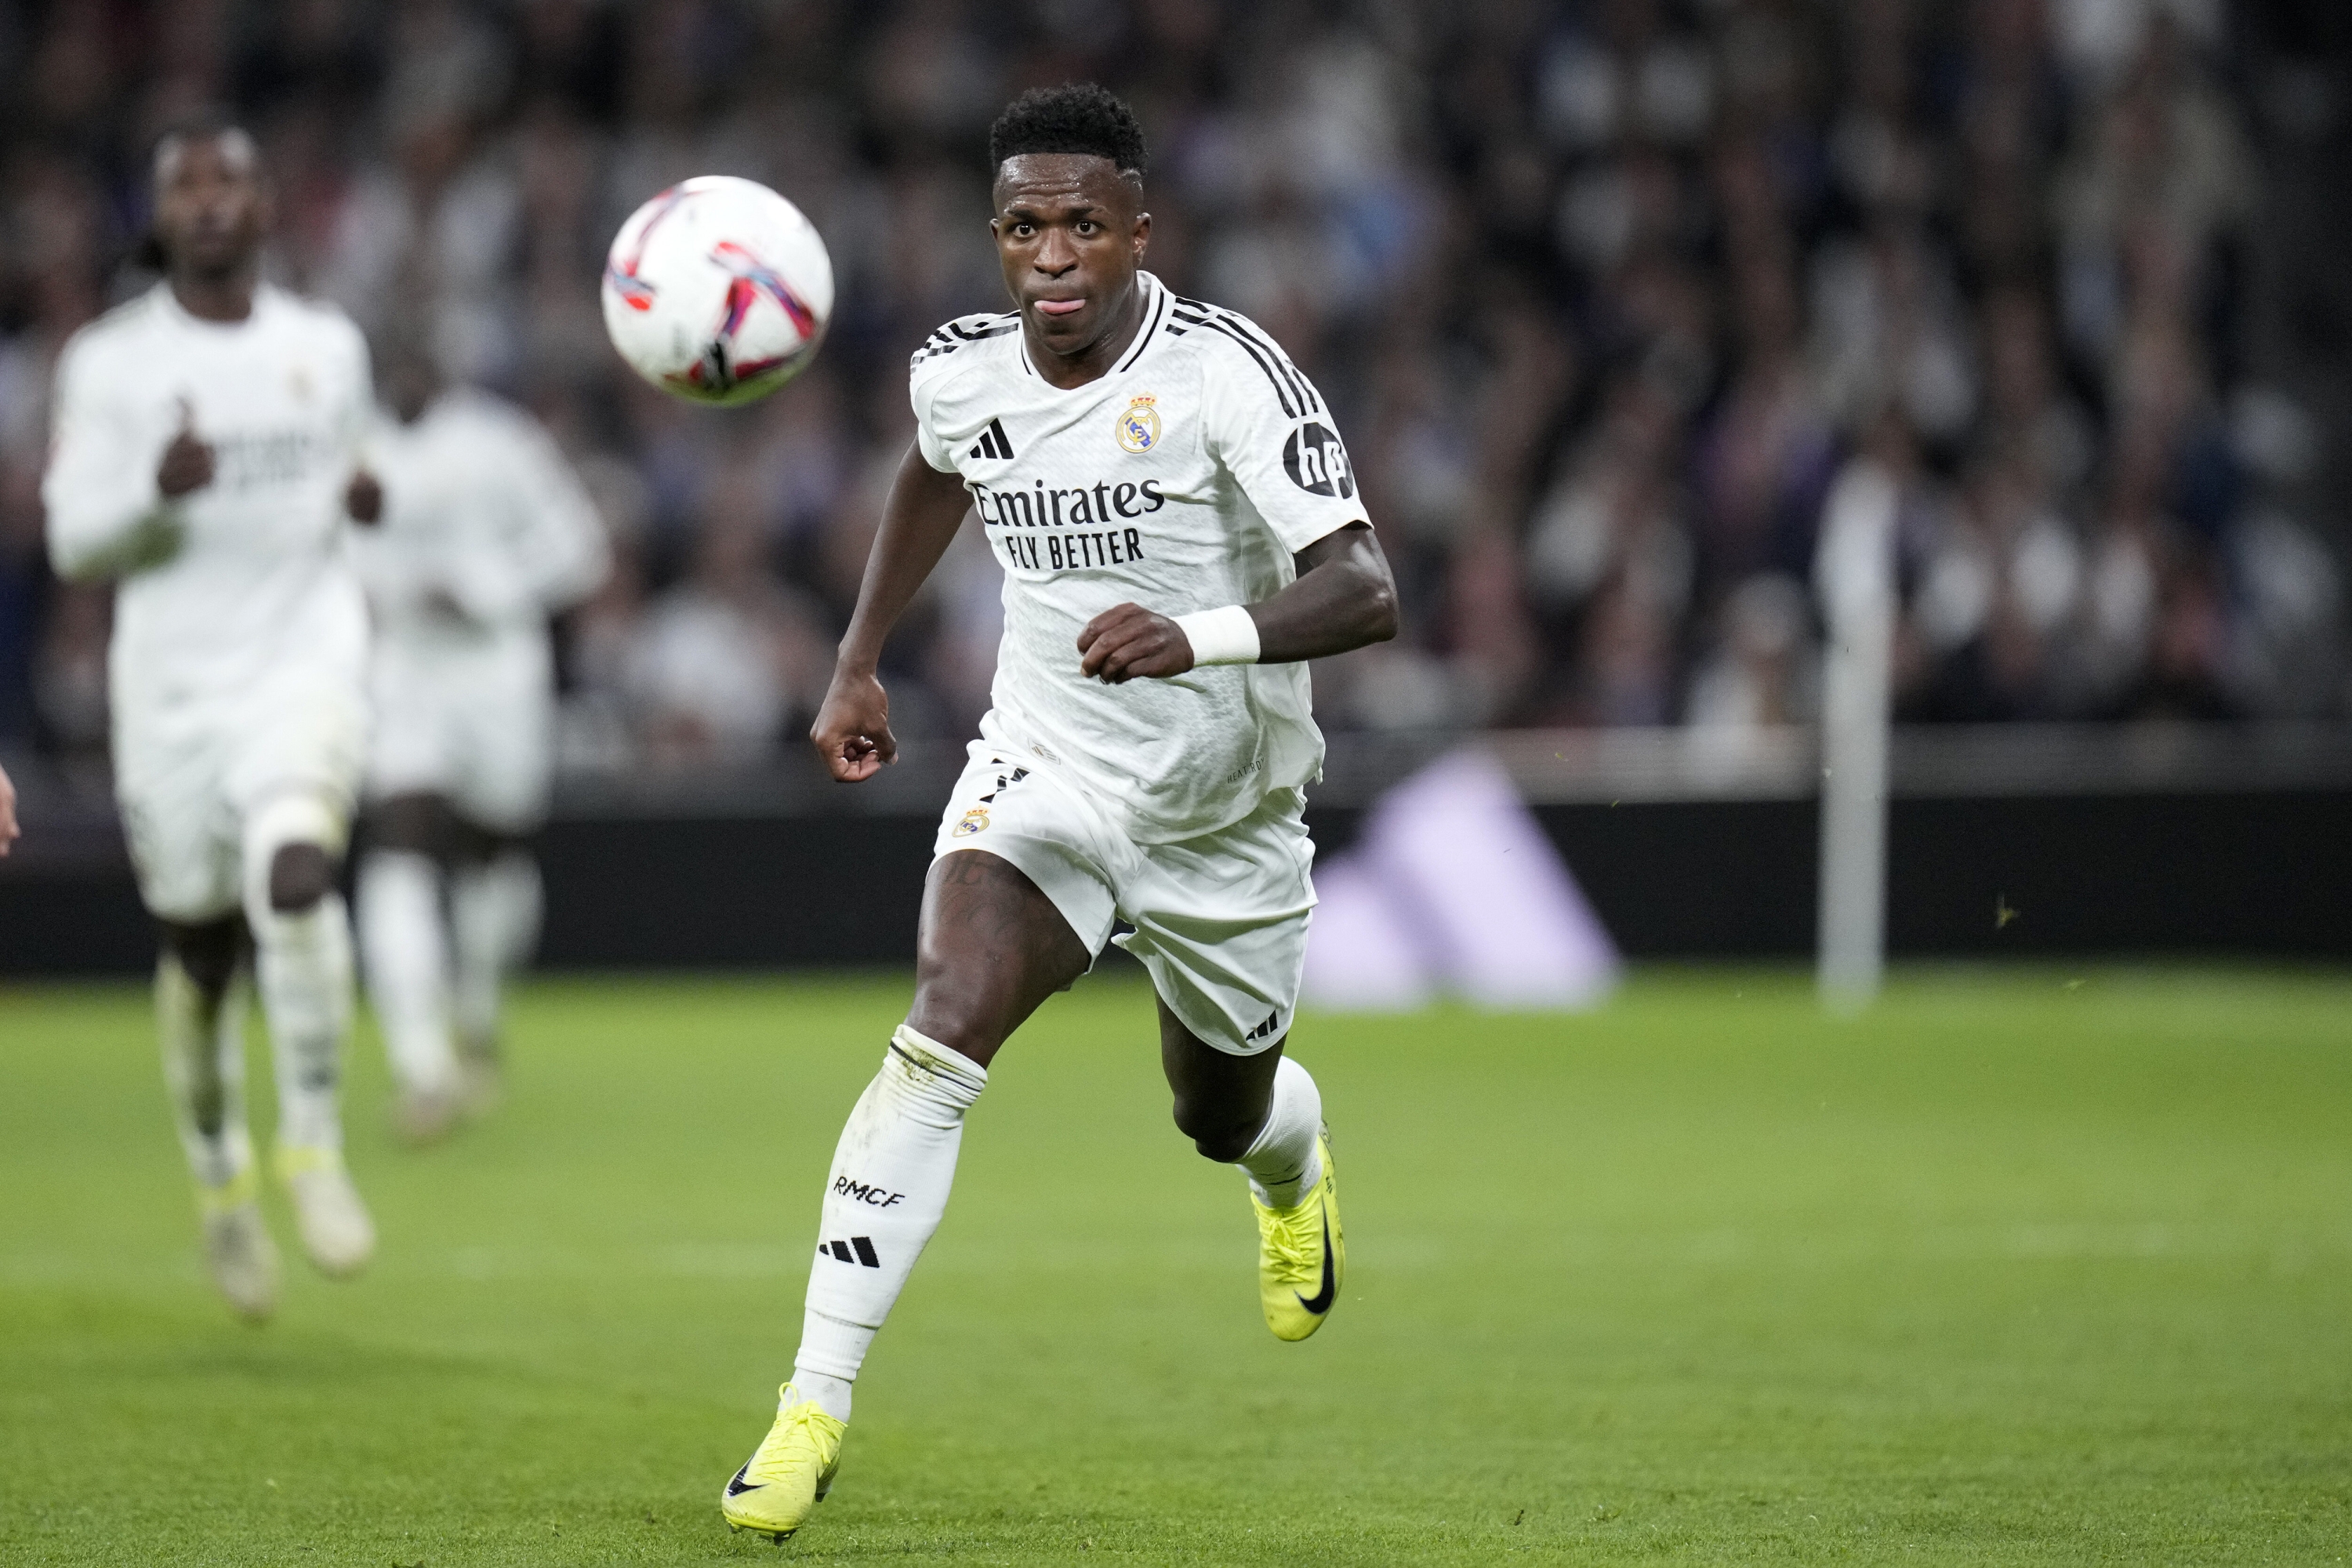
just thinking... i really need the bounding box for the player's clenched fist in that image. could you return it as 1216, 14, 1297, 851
344, 469, 383, 524
1077, 602, 1194, 684
810, 666, 898, 782
156, 400, 215, 499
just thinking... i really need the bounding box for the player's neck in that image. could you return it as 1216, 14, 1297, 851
169, 267, 257, 324
1025, 278, 1145, 392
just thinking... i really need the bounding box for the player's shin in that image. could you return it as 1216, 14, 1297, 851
357, 849, 458, 1101
252, 887, 357, 1152
789, 1025, 987, 1422
242, 795, 357, 1155
1236, 1054, 1323, 1207
157, 952, 256, 1196
450, 849, 539, 1053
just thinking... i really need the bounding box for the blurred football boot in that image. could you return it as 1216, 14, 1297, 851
392, 1083, 463, 1145
198, 1169, 279, 1323
274, 1143, 376, 1277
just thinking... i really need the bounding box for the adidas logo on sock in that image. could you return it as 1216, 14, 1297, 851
821, 1236, 881, 1268
1244, 1010, 1282, 1043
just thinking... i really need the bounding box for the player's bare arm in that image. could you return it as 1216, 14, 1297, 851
808, 444, 972, 781
1077, 523, 1399, 684
0, 759, 18, 856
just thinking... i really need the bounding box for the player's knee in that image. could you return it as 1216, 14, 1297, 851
267, 842, 335, 913
162, 915, 246, 997
1171, 1094, 1260, 1163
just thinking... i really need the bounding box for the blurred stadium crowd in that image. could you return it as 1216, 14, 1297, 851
0, 0, 2344, 779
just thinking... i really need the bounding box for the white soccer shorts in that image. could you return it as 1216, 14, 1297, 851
365, 640, 554, 834
114, 673, 365, 924
930, 739, 1317, 1055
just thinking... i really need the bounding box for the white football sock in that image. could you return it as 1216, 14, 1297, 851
451, 851, 539, 1050
1237, 1055, 1323, 1208
357, 850, 458, 1096
252, 889, 356, 1152
242, 797, 354, 1154
790, 1025, 988, 1424
156, 953, 255, 1193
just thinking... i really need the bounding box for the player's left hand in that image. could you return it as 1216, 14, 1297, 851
0, 760, 19, 857
1077, 603, 1195, 684
345, 470, 383, 525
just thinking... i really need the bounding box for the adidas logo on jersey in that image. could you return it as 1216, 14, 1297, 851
967, 418, 1015, 462
820, 1236, 882, 1268
1244, 1011, 1283, 1043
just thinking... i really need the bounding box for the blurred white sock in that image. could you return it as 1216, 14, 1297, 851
791, 1025, 987, 1423
1237, 1056, 1323, 1208
157, 953, 255, 1192
452, 851, 539, 1050
252, 889, 355, 1152
241, 798, 355, 1155
358, 850, 457, 1095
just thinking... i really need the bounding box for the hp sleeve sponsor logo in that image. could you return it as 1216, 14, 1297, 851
1282, 422, 1355, 499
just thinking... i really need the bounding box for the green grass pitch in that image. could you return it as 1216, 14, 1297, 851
2, 967, 2348, 1565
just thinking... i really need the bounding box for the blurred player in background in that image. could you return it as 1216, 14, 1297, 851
0, 760, 16, 852
722, 85, 1399, 1541
42, 115, 379, 1322
352, 336, 607, 1142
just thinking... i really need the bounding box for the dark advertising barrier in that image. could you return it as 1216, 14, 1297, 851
3, 724, 2346, 975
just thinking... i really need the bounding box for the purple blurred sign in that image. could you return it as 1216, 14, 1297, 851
1303, 750, 1619, 1012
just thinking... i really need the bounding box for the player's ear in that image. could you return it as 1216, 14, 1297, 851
1131, 210, 1151, 261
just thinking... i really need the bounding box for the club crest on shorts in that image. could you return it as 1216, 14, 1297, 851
953, 807, 989, 838
1115, 394, 1160, 454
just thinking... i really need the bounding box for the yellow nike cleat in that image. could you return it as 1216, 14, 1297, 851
720, 1384, 846, 1541
1253, 1128, 1344, 1341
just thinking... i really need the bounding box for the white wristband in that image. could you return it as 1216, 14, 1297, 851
1174, 604, 1261, 666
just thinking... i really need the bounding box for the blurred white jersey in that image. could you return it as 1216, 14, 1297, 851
352, 388, 607, 830
45, 282, 374, 724
43, 283, 374, 919
911, 272, 1367, 844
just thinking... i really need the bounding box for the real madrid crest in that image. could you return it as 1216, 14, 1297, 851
1115, 394, 1160, 454
952, 807, 990, 838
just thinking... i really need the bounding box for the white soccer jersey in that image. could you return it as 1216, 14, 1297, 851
353, 388, 606, 655
44, 283, 375, 722
911, 272, 1367, 844
352, 387, 606, 826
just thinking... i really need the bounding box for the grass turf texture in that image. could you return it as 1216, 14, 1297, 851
1, 970, 2348, 1565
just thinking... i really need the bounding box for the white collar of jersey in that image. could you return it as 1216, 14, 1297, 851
1018, 271, 1170, 387
154, 278, 275, 330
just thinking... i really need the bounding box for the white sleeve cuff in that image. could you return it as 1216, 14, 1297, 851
1174, 604, 1261, 666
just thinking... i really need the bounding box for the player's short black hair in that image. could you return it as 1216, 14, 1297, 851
989, 84, 1147, 180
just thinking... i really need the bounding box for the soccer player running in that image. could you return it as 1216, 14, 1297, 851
42, 118, 380, 1322
353, 335, 608, 1142
722, 84, 1398, 1541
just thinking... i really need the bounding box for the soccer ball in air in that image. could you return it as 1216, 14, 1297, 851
601, 176, 835, 405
